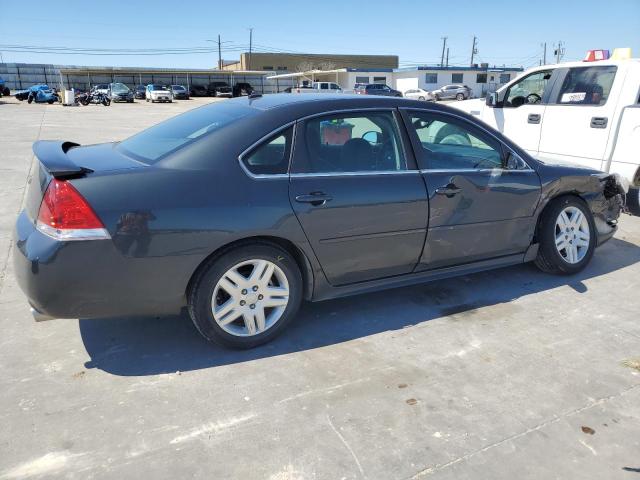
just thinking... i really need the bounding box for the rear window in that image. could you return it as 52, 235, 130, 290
556, 66, 617, 105
117, 103, 255, 163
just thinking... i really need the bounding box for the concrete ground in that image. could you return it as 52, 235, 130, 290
0, 95, 639, 480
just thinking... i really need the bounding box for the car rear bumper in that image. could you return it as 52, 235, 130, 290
13, 210, 189, 320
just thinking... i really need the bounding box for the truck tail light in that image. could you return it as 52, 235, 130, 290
37, 178, 110, 241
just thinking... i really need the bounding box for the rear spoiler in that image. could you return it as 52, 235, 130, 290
32, 141, 93, 178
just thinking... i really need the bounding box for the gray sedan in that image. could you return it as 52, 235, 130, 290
14, 94, 623, 348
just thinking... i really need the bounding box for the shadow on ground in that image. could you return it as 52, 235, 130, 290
80, 238, 640, 376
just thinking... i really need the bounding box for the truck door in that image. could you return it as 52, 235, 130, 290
483, 69, 555, 156
538, 65, 620, 171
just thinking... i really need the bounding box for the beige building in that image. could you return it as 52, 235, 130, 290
222, 52, 399, 72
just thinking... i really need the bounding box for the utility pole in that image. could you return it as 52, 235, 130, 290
440, 37, 448, 67
554, 41, 564, 63
446, 47, 449, 67
542, 42, 547, 65
470, 36, 477, 66
217, 35, 222, 70
248, 28, 253, 70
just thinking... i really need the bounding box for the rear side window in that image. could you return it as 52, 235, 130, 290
293, 111, 406, 173
556, 66, 617, 105
241, 127, 293, 175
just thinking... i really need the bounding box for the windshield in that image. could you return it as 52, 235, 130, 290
149, 85, 166, 91
117, 102, 255, 164
111, 83, 130, 93
172, 85, 185, 90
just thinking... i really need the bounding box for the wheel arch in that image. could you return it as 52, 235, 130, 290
186, 235, 315, 302
532, 191, 590, 243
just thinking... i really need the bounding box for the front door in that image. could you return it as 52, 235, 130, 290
483, 69, 554, 156
289, 110, 429, 286
402, 109, 541, 270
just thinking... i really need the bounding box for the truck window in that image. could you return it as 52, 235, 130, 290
556, 66, 617, 106
504, 70, 552, 108
320, 83, 328, 90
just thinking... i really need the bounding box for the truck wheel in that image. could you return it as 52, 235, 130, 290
627, 188, 640, 216
534, 196, 596, 275
188, 243, 303, 349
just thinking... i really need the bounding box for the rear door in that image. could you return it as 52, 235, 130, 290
402, 109, 541, 270
289, 109, 429, 286
538, 65, 620, 171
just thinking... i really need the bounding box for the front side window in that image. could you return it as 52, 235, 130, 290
409, 111, 503, 170
504, 70, 551, 108
294, 111, 407, 173
320, 83, 328, 90
241, 127, 293, 175
556, 66, 616, 105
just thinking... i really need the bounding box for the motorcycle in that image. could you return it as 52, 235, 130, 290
76, 90, 110, 106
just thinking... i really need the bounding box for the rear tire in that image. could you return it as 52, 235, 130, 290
188, 243, 303, 349
456, 93, 464, 100
418, 96, 425, 101
534, 196, 596, 275
626, 188, 640, 216
434, 94, 440, 101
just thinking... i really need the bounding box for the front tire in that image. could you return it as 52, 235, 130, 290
456, 93, 464, 100
626, 188, 640, 216
534, 196, 596, 275
188, 243, 303, 349
434, 94, 440, 101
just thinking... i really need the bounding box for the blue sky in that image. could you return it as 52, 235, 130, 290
1, 0, 638, 69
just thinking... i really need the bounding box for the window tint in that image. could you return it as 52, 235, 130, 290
504, 70, 551, 108
425, 73, 438, 84
476, 74, 487, 84
241, 127, 292, 175
320, 83, 328, 90
409, 112, 503, 170
556, 66, 616, 105
452, 73, 463, 83
294, 112, 407, 174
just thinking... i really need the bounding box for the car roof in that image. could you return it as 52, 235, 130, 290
224, 93, 456, 115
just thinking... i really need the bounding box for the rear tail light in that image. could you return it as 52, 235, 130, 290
36, 178, 110, 241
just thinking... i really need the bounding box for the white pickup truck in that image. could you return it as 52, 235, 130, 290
291, 82, 342, 93
451, 56, 640, 215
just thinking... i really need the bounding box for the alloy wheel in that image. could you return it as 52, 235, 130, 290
211, 259, 289, 337
554, 206, 590, 264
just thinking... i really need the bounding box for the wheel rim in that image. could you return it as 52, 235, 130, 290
212, 259, 289, 337
555, 206, 590, 264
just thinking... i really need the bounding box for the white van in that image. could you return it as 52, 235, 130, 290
451, 55, 640, 214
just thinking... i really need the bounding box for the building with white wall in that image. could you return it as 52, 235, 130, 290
267, 64, 524, 97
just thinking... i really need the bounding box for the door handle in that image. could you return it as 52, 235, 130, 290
590, 117, 608, 129
435, 184, 462, 198
527, 113, 541, 124
295, 192, 333, 206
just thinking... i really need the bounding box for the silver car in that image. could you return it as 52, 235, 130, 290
432, 84, 472, 101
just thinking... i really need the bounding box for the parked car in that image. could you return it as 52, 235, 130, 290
354, 83, 402, 97
108, 83, 134, 103
14, 94, 624, 349
403, 88, 435, 101
134, 85, 147, 100
291, 82, 342, 94
432, 84, 472, 101
145, 84, 173, 103
451, 53, 640, 215
15, 85, 59, 104
233, 82, 254, 97
207, 81, 233, 97
189, 85, 208, 97
0, 77, 9, 97
171, 85, 190, 100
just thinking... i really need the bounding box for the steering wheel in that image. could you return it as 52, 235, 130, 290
526, 93, 542, 104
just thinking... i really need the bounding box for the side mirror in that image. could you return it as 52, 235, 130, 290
486, 92, 498, 107
362, 131, 381, 144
